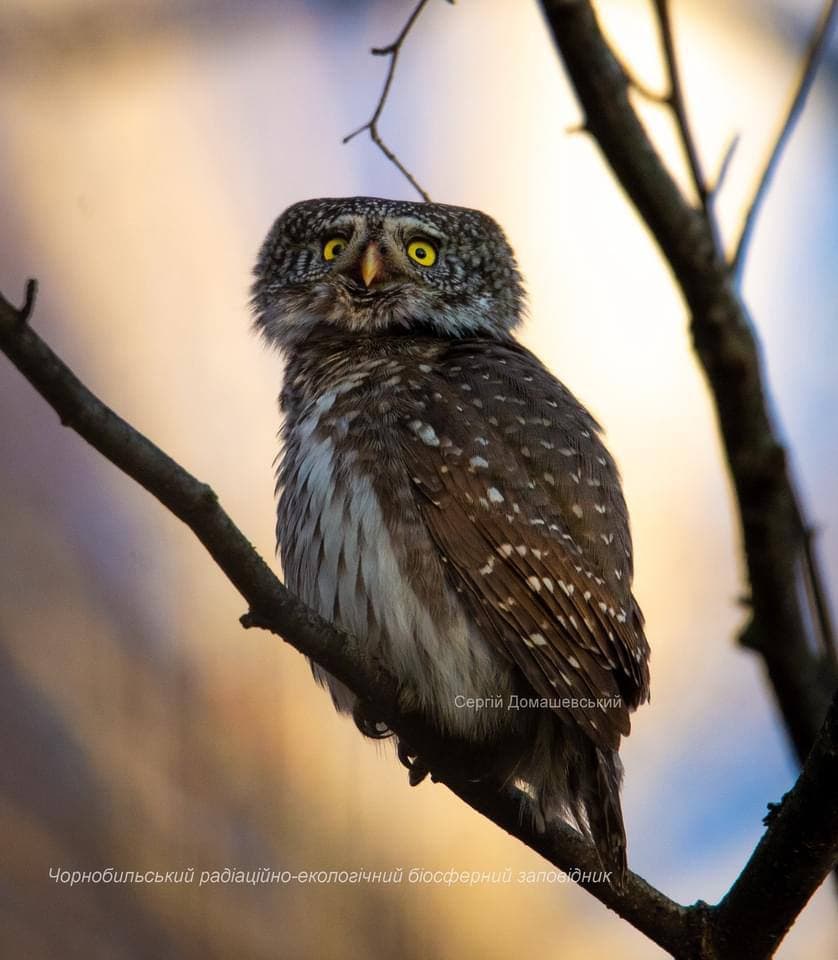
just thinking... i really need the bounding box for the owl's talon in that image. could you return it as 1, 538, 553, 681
397, 740, 429, 786
409, 761, 430, 787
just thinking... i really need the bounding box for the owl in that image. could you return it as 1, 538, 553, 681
252, 196, 650, 885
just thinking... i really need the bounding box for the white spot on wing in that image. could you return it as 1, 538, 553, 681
409, 420, 440, 447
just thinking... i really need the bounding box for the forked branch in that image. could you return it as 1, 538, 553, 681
539, 0, 836, 771
343, 0, 453, 202
650, 0, 723, 250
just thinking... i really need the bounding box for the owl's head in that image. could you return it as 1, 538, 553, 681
252, 197, 525, 350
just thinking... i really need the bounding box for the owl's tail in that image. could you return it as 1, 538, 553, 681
520, 719, 629, 890
583, 746, 628, 889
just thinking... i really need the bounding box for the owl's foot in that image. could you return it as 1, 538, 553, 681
397, 740, 430, 786
352, 700, 393, 740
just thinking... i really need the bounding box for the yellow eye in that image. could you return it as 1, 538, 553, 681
407, 239, 437, 267
323, 237, 347, 261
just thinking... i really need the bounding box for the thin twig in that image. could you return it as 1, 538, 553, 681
732, 0, 838, 279
619, 54, 668, 104
17, 278, 38, 324
343, 0, 452, 202
651, 0, 724, 253
798, 504, 838, 668
711, 133, 740, 194
702, 132, 740, 229
565, 120, 589, 136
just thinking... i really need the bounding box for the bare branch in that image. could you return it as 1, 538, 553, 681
343, 0, 452, 202
713, 689, 838, 958
12, 277, 39, 324
539, 0, 836, 768
650, 0, 724, 253
732, 0, 838, 279
619, 54, 668, 104
798, 500, 838, 669
711, 132, 740, 198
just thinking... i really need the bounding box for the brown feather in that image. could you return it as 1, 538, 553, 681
400, 336, 650, 750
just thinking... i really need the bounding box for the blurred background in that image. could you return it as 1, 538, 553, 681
0, 0, 836, 956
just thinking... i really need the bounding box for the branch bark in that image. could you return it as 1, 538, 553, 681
539, 0, 837, 768
714, 690, 838, 958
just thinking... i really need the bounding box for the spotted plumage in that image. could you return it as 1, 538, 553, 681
252, 197, 650, 886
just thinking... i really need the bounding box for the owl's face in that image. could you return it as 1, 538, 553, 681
252, 197, 524, 350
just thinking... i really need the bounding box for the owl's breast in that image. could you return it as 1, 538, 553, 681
275, 355, 509, 732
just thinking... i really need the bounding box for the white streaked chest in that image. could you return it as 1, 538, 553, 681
275, 400, 508, 734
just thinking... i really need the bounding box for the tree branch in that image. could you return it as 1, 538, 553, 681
343, 0, 452, 202
713, 688, 838, 959
732, 0, 838, 279
538, 0, 836, 770
651, 0, 723, 253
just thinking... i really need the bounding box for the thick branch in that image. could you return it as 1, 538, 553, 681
539, 0, 836, 766
0, 286, 697, 955
714, 689, 838, 958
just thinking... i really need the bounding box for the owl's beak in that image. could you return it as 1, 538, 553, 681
359, 242, 384, 288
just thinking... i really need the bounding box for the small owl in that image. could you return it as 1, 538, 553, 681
252, 196, 650, 885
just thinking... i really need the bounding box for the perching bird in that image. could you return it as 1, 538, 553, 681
252, 196, 650, 885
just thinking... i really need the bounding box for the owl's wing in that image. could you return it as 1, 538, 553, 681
400, 338, 650, 752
